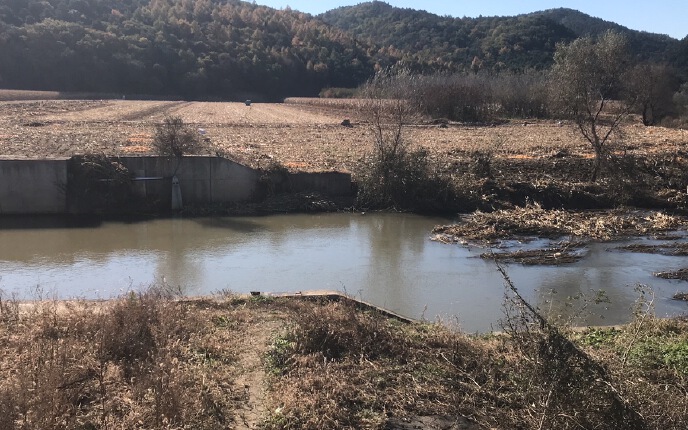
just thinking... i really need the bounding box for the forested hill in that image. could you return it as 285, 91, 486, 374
532, 8, 679, 63
320, 3, 682, 73
0, 0, 684, 100
319, 2, 577, 71
0, 0, 375, 100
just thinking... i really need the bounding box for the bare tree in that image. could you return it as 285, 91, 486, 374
625, 63, 678, 126
550, 31, 630, 181
153, 116, 201, 174
360, 68, 419, 166
357, 69, 440, 209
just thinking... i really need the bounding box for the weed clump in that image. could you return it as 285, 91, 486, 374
287, 299, 406, 361
100, 292, 160, 368
264, 299, 502, 429
0, 289, 244, 429
263, 284, 688, 429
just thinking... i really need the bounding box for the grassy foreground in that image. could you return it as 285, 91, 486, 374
0, 289, 686, 429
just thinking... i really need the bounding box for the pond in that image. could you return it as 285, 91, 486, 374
0, 213, 686, 332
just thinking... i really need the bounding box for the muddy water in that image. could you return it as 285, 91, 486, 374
0, 213, 686, 332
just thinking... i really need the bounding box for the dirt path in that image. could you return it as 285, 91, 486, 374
230, 308, 285, 429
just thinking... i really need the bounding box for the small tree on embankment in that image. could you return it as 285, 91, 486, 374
355, 69, 454, 212
550, 31, 630, 182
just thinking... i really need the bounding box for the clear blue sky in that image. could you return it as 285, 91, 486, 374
252, 0, 687, 40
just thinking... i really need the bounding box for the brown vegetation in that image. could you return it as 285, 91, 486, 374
0, 94, 685, 178
263, 290, 688, 429
481, 242, 585, 265
655, 268, 688, 281
0, 89, 62, 101
432, 205, 685, 243
0, 289, 287, 429
0, 285, 686, 429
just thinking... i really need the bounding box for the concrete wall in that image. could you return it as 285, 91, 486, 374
0, 156, 352, 214
0, 158, 68, 214
117, 156, 261, 205
209, 157, 261, 202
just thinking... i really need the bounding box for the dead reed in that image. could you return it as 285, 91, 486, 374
261, 289, 688, 429
433, 204, 686, 243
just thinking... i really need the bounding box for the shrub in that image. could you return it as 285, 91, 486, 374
356, 69, 457, 211
411, 73, 494, 123
153, 116, 202, 174
67, 154, 134, 213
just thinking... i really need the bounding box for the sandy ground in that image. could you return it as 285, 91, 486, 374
1, 97, 687, 175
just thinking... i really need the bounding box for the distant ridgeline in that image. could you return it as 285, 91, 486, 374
0, 0, 685, 100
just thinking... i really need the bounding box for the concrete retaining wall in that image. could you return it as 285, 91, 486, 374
117, 156, 261, 206
0, 158, 68, 214
0, 156, 352, 214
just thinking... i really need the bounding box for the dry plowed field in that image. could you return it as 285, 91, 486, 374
1, 94, 687, 174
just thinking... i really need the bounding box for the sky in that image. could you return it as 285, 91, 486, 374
252, 0, 687, 40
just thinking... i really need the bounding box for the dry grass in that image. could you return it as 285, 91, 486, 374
263, 299, 502, 429
260, 295, 688, 429
284, 97, 362, 110
0, 290, 686, 429
0, 89, 62, 101
0, 288, 286, 429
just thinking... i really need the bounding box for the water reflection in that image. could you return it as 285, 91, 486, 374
0, 213, 686, 332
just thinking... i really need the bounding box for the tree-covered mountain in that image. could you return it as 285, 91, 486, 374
532, 8, 679, 65
0, 0, 684, 99
319, 1, 578, 72
320, 2, 682, 73
0, 0, 374, 99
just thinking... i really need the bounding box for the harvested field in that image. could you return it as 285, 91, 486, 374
1, 96, 686, 178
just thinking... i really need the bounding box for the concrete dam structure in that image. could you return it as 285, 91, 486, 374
0, 156, 352, 215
